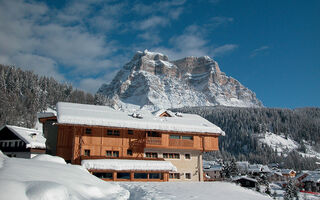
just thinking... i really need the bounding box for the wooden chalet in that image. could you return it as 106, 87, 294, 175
0, 125, 46, 158
39, 102, 225, 182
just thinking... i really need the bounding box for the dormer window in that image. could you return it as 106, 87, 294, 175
29, 133, 37, 139
130, 113, 143, 119
159, 111, 172, 117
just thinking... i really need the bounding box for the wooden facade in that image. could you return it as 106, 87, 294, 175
54, 124, 219, 164
39, 105, 222, 182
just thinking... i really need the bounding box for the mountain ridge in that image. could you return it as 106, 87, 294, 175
98, 50, 263, 111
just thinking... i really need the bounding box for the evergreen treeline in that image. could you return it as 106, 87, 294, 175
173, 106, 320, 170
0, 65, 109, 128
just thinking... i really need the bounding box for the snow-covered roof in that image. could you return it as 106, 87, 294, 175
280, 169, 296, 174
302, 173, 320, 183
203, 165, 223, 171
37, 107, 57, 118
56, 102, 225, 135
81, 159, 177, 172
233, 176, 258, 183
3, 125, 46, 149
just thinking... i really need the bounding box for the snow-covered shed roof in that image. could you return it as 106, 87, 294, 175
81, 159, 177, 172
2, 125, 46, 149
203, 165, 223, 171
56, 102, 225, 135
37, 107, 57, 118
232, 176, 258, 183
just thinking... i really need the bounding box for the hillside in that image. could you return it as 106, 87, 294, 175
98, 50, 262, 111
173, 106, 320, 170
0, 65, 108, 128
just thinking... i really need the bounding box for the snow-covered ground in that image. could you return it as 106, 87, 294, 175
0, 152, 129, 200
119, 182, 272, 200
0, 152, 276, 200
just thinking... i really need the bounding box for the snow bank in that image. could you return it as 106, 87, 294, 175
120, 182, 272, 200
31, 154, 66, 164
0, 156, 129, 200
82, 159, 177, 172
0, 150, 5, 169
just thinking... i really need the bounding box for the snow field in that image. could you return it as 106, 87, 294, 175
119, 182, 272, 200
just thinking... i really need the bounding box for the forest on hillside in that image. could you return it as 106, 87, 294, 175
173, 106, 320, 170
0, 65, 109, 128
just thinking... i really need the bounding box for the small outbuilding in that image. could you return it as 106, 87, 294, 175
0, 125, 46, 158
233, 176, 258, 188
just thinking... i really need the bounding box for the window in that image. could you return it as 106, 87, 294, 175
127, 149, 133, 156
147, 131, 161, 137
113, 151, 119, 157
84, 149, 90, 156
145, 152, 158, 158
134, 173, 148, 179
164, 153, 180, 159
169, 135, 180, 139
106, 130, 120, 136
128, 130, 134, 135
0, 142, 2, 147
117, 173, 130, 179
15, 141, 18, 147
85, 128, 92, 134
185, 173, 191, 179
106, 151, 112, 157
185, 154, 191, 159
182, 136, 193, 140
106, 150, 119, 158
170, 135, 193, 140
93, 172, 113, 179
169, 173, 180, 179
107, 130, 113, 135
149, 173, 160, 179
113, 130, 120, 136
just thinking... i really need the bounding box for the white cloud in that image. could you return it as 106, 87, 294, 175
152, 25, 237, 60
250, 46, 270, 57
139, 16, 169, 30
212, 44, 238, 56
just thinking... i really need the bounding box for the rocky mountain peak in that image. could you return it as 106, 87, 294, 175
97, 50, 263, 111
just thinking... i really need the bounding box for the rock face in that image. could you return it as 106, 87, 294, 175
97, 50, 263, 111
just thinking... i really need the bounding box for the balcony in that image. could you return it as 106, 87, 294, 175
146, 137, 162, 145
169, 139, 193, 147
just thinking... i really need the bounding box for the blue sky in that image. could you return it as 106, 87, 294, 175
0, 0, 319, 108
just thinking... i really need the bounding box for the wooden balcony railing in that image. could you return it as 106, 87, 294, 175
169, 139, 193, 147
146, 137, 162, 145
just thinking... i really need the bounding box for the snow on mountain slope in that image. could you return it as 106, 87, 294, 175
0, 153, 129, 200
98, 50, 263, 111
257, 132, 320, 159
257, 132, 299, 154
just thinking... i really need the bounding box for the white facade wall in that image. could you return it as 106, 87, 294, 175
144, 148, 203, 182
